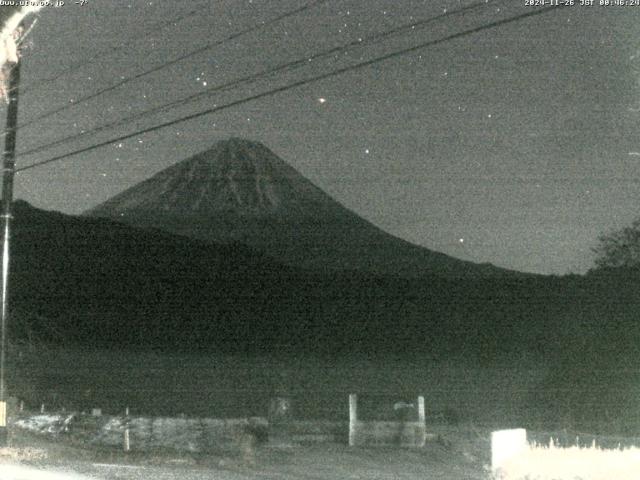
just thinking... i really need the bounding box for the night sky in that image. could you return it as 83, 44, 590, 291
7, 0, 640, 275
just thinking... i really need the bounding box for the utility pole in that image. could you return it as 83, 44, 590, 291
0, 47, 22, 446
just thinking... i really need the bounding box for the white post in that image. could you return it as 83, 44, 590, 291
0, 401, 6, 428
491, 428, 528, 473
123, 428, 130, 452
123, 406, 130, 452
40, 403, 44, 413
417, 396, 425, 423
349, 394, 357, 447
417, 396, 426, 447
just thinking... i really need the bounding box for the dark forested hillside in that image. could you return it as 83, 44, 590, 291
4, 200, 639, 363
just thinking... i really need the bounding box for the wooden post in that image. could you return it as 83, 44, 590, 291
349, 394, 357, 447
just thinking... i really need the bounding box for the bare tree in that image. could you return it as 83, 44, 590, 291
592, 219, 640, 269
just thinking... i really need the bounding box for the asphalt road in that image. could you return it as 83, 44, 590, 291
0, 447, 487, 480
0, 462, 269, 480
1, 424, 489, 480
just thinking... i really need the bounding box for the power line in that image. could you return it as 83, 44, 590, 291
18, 0, 503, 158
16, 0, 330, 130
21, 5, 203, 94
16, 5, 562, 174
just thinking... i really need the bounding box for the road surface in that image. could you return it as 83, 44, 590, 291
0, 442, 487, 480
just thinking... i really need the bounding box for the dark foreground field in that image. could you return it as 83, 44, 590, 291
7, 346, 550, 424
8, 346, 640, 436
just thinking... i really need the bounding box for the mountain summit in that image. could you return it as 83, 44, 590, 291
86, 138, 517, 278
93, 138, 330, 217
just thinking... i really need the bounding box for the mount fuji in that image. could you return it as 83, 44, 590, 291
85, 138, 520, 279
